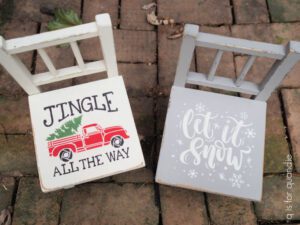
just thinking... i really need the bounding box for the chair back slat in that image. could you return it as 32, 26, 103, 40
32, 60, 106, 86
70, 41, 85, 70
5, 22, 98, 54
235, 55, 256, 87
174, 24, 300, 102
0, 13, 118, 95
37, 48, 57, 75
207, 50, 223, 81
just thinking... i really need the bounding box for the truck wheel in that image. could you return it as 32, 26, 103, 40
111, 136, 124, 148
59, 149, 73, 162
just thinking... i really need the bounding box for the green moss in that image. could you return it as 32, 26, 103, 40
274, 35, 285, 44
264, 135, 289, 173
267, 0, 285, 22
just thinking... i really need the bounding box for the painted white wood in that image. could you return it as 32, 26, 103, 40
5, 22, 98, 54
196, 32, 286, 59
208, 50, 223, 81
70, 41, 85, 70
174, 24, 199, 87
1, 13, 119, 96
37, 48, 57, 75
29, 76, 145, 192
187, 72, 260, 95
0, 37, 40, 95
33, 60, 106, 85
255, 41, 300, 101
96, 14, 118, 78
235, 55, 256, 87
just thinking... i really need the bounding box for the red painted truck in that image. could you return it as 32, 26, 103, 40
48, 123, 129, 161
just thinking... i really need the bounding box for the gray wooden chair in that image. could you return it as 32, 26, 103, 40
156, 24, 300, 201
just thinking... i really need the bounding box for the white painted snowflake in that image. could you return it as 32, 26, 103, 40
195, 103, 206, 112
229, 174, 245, 188
245, 128, 256, 138
240, 112, 248, 120
247, 157, 252, 164
219, 173, 226, 180
177, 139, 183, 145
187, 169, 198, 179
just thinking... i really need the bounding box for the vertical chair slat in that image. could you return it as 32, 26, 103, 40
70, 41, 85, 70
0, 37, 40, 95
174, 24, 199, 87
255, 41, 300, 101
95, 14, 118, 78
235, 55, 256, 87
208, 50, 223, 81
37, 48, 57, 75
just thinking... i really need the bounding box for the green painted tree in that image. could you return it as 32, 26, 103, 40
47, 115, 82, 141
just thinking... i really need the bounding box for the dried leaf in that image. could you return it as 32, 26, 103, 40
142, 2, 157, 10
167, 25, 184, 39
147, 11, 161, 26
167, 32, 183, 39
0, 209, 11, 225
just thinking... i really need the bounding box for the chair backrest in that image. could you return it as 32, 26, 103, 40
174, 24, 300, 101
0, 13, 118, 96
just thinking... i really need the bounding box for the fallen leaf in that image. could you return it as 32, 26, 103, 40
147, 11, 161, 26
142, 2, 157, 10
167, 25, 184, 39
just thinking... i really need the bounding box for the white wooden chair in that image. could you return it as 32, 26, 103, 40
156, 24, 300, 201
0, 13, 118, 95
0, 14, 145, 192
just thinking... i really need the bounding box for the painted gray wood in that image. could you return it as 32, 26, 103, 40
174, 24, 198, 87
255, 41, 300, 101
156, 86, 266, 201
208, 50, 223, 81
156, 24, 300, 201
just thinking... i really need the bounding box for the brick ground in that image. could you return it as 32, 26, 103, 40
282, 89, 300, 172
60, 183, 159, 225
1, 0, 300, 224
159, 185, 209, 225
233, 0, 269, 24
12, 177, 62, 225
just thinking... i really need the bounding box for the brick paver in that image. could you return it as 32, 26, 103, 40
83, 0, 119, 26
0, 177, 15, 211
158, 0, 232, 25
207, 194, 257, 225
12, 177, 62, 225
0, 96, 31, 133
255, 175, 300, 221
75, 63, 157, 97
158, 26, 195, 96
60, 183, 159, 225
282, 89, 300, 172
120, 0, 154, 31
268, 0, 300, 22
80, 30, 157, 63
0, 135, 37, 175
0, 20, 38, 96
13, 0, 81, 23
233, 0, 269, 24
159, 185, 209, 225
264, 93, 290, 173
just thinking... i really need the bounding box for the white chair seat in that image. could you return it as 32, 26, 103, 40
156, 86, 266, 201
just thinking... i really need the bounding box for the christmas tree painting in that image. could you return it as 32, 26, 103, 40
47, 115, 82, 141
